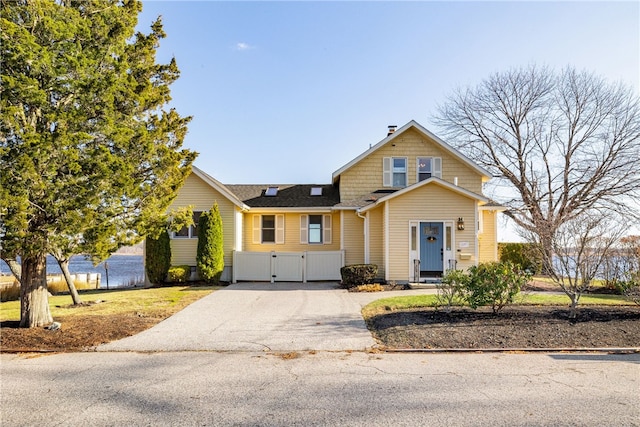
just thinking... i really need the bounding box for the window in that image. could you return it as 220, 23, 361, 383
252, 214, 284, 244
265, 186, 278, 196
308, 215, 322, 243
300, 214, 332, 244
392, 158, 407, 187
417, 157, 442, 181
383, 157, 407, 187
262, 215, 275, 243
310, 187, 323, 196
173, 211, 202, 239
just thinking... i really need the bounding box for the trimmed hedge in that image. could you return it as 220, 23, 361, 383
340, 264, 378, 288
168, 265, 191, 283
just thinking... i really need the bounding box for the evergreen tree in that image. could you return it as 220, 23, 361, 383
145, 230, 171, 285
0, 0, 196, 327
197, 203, 224, 284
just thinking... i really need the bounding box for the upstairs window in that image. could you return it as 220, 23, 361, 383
383, 157, 407, 187
173, 211, 202, 239
310, 187, 323, 196
417, 157, 442, 181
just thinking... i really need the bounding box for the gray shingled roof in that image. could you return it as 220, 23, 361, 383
225, 184, 340, 208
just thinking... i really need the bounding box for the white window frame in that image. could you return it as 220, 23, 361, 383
172, 211, 202, 239
383, 157, 408, 187
417, 157, 442, 181
300, 214, 332, 244
253, 214, 284, 244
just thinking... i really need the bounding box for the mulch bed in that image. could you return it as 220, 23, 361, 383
368, 305, 640, 349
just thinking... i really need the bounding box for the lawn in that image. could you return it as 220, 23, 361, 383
1, 285, 218, 352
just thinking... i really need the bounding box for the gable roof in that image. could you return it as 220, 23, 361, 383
359, 177, 489, 213
190, 166, 250, 210
331, 120, 492, 183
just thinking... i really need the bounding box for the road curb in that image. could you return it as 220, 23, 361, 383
383, 347, 640, 354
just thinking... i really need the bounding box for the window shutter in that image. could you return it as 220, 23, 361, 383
252, 215, 261, 244
434, 157, 442, 178
300, 215, 308, 244
275, 214, 285, 244
382, 157, 392, 187
323, 214, 332, 244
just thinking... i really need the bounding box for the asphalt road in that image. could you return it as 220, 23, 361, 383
2, 351, 639, 426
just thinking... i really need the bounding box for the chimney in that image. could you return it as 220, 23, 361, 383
387, 125, 397, 136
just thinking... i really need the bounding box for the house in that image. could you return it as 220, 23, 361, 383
167, 120, 504, 284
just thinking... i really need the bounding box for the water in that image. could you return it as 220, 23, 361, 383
0, 254, 144, 289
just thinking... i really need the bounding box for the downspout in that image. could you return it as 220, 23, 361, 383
356, 209, 369, 264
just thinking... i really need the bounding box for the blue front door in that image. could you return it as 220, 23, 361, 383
420, 222, 443, 276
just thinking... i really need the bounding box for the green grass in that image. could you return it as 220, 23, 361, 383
362, 292, 633, 318
0, 285, 218, 322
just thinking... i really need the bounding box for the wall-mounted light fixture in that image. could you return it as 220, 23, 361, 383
457, 217, 465, 231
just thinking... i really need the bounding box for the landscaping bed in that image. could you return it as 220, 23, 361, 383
367, 305, 640, 350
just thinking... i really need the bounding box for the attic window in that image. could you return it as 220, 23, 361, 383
265, 186, 279, 196
310, 187, 323, 196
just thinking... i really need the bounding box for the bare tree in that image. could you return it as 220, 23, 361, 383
436, 65, 640, 275
547, 213, 624, 318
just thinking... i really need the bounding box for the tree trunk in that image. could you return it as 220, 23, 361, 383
1, 256, 22, 283
58, 258, 82, 305
20, 252, 53, 328
568, 295, 580, 320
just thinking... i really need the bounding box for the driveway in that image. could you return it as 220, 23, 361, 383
98, 282, 436, 352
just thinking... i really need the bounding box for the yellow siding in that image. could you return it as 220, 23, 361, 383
384, 184, 478, 280
339, 128, 484, 201
243, 212, 341, 252
341, 210, 365, 265
367, 206, 385, 278
168, 173, 238, 267
478, 209, 498, 263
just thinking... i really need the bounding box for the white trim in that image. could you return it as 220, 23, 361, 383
384, 201, 389, 281
191, 166, 250, 210
247, 207, 333, 213
474, 202, 480, 266
360, 177, 489, 213
364, 211, 370, 264
332, 120, 492, 183
235, 209, 243, 252
340, 210, 344, 250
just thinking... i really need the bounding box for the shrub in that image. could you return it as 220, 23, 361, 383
436, 269, 468, 312
145, 229, 171, 284
464, 261, 530, 313
168, 265, 191, 283
0, 280, 20, 302
197, 203, 224, 284
620, 272, 640, 306
498, 242, 542, 274
340, 264, 378, 288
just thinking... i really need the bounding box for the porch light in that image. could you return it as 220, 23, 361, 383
457, 217, 465, 231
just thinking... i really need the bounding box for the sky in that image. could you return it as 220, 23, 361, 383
136, 1, 640, 241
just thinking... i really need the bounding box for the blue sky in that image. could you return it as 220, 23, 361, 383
137, 1, 639, 240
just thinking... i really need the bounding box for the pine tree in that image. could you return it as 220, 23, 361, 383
0, 0, 196, 326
